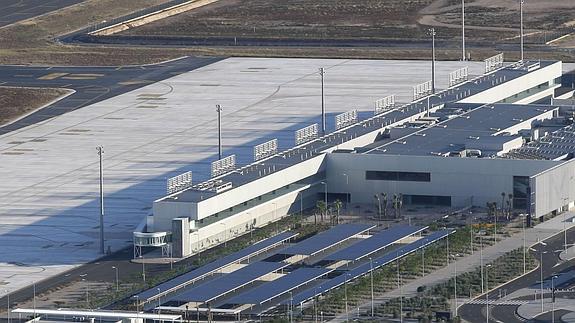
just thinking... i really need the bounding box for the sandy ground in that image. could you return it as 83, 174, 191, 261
0, 87, 71, 126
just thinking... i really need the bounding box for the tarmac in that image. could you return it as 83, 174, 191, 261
0, 58, 484, 298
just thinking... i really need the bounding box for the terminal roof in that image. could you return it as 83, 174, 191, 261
163, 60, 557, 203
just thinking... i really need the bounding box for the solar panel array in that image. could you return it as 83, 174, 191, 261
171, 261, 289, 303
135, 231, 296, 302
279, 224, 375, 256
225, 267, 333, 305
323, 225, 426, 261
285, 229, 454, 305
504, 123, 575, 160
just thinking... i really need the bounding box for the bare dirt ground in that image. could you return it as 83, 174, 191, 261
0, 0, 190, 65
123, 0, 575, 44
0, 87, 71, 126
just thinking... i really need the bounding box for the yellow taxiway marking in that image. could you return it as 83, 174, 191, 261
61, 73, 105, 80
118, 80, 153, 86
38, 72, 69, 80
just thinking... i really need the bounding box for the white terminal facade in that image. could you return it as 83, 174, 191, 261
135, 57, 575, 258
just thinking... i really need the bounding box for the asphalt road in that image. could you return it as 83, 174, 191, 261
459, 226, 575, 323
0, 0, 84, 27
0, 56, 222, 135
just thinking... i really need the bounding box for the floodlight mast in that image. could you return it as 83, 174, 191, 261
520, 0, 524, 61
319, 68, 326, 134
429, 28, 436, 94
216, 104, 222, 159
462, 0, 466, 61
97, 146, 104, 254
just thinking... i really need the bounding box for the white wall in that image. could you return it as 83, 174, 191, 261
460, 62, 562, 104
531, 159, 575, 217
326, 153, 558, 208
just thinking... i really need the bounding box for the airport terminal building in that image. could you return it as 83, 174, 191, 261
135, 58, 575, 258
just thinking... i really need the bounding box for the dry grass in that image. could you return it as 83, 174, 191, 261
0, 87, 71, 125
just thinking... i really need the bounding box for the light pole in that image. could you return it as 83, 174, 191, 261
319, 68, 326, 134
480, 235, 484, 293
462, 0, 466, 61
157, 288, 161, 320
289, 291, 293, 323
216, 104, 222, 159
530, 241, 548, 313
520, 214, 527, 274
369, 257, 374, 317
6, 289, 10, 323
342, 173, 350, 209
470, 214, 474, 254
33, 282, 36, 319
563, 198, 568, 251
112, 266, 119, 291
551, 275, 558, 323
451, 254, 459, 318
321, 181, 328, 221
421, 239, 427, 277
429, 28, 436, 94
134, 295, 140, 321
485, 264, 492, 323
397, 250, 404, 323
520, 0, 524, 61
140, 255, 146, 283
96, 146, 105, 254
344, 273, 349, 322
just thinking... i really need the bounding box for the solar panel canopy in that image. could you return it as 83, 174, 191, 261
225, 267, 333, 305
171, 261, 288, 303
136, 231, 296, 301
323, 225, 426, 261
286, 229, 454, 305
280, 224, 374, 256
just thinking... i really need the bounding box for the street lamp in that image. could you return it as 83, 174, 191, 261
451, 254, 460, 318
461, 0, 466, 61
519, 214, 527, 274
157, 288, 161, 320
319, 68, 326, 134
320, 181, 328, 221
485, 264, 492, 323
5, 289, 10, 323
344, 273, 349, 322
428, 28, 437, 94
530, 240, 548, 313
397, 251, 404, 323
369, 257, 374, 317
551, 275, 558, 323
96, 146, 105, 254
342, 173, 350, 209
520, 0, 524, 61
216, 104, 222, 159
480, 235, 484, 293
112, 266, 119, 291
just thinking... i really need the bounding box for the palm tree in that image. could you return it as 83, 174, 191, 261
316, 200, 326, 223
393, 194, 398, 218
334, 199, 343, 225
500, 192, 506, 220
382, 193, 388, 218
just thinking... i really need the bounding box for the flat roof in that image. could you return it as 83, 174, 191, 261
11, 309, 180, 321
279, 224, 375, 256
224, 267, 333, 305
165, 60, 558, 204
170, 261, 289, 303
136, 231, 297, 302
322, 225, 427, 261
505, 123, 575, 160
365, 103, 557, 157
286, 229, 454, 305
